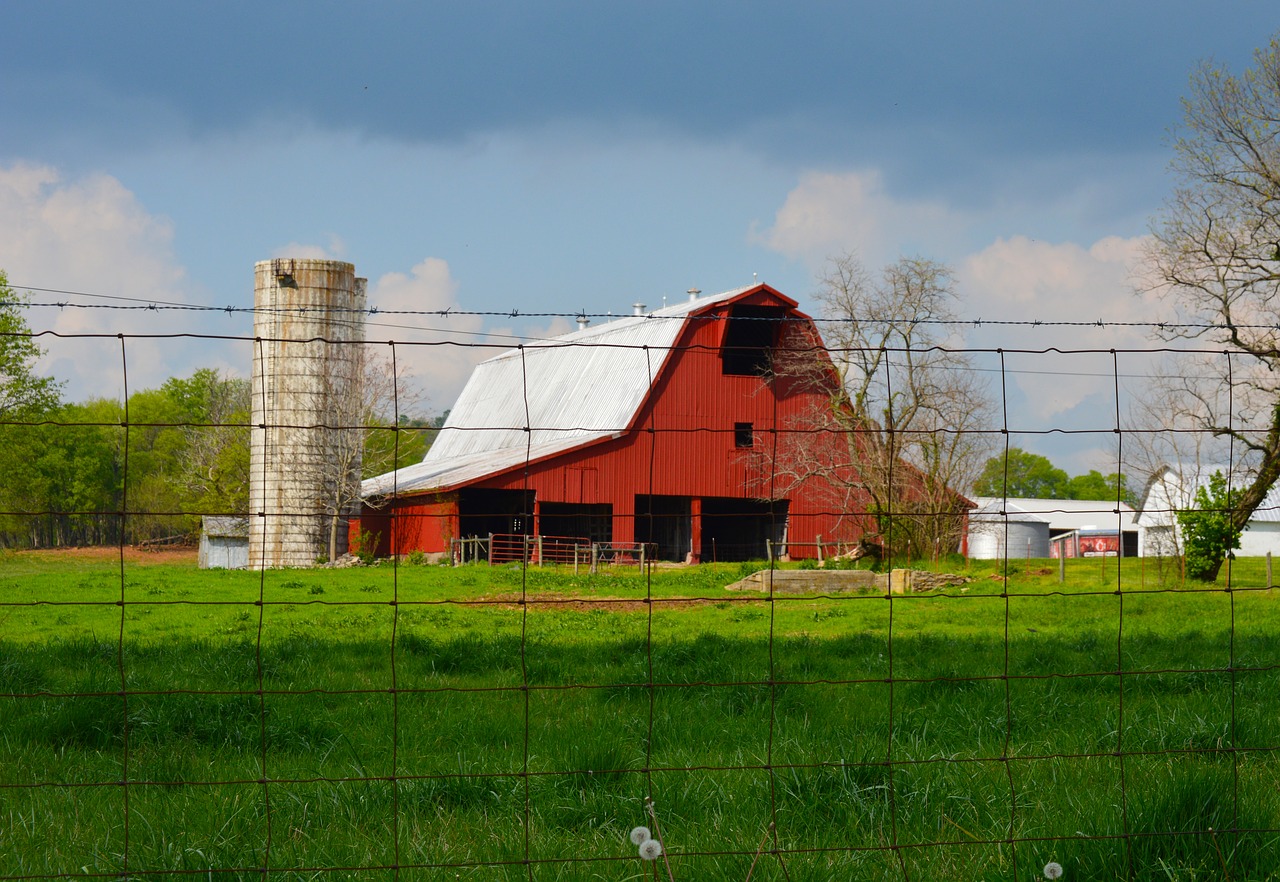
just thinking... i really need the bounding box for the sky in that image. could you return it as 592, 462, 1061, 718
0, 1, 1273, 474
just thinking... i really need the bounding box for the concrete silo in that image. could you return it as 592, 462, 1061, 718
249, 259, 367, 568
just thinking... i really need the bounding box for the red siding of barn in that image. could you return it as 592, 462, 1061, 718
353, 493, 458, 559
362, 287, 874, 560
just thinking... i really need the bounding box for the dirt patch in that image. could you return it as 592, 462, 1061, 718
481, 592, 716, 612
7, 545, 198, 566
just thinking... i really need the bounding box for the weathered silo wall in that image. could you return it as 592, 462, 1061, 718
249, 259, 367, 568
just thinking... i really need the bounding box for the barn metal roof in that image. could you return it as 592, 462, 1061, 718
1135, 464, 1280, 526
201, 515, 250, 538
970, 497, 1138, 532
362, 285, 761, 497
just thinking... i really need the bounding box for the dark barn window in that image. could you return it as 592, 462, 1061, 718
721, 306, 786, 376
734, 422, 754, 448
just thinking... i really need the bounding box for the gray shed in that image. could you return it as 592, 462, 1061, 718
967, 500, 1051, 560
199, 516, 250, 569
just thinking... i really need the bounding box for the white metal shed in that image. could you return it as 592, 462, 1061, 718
199, 516, 249, 569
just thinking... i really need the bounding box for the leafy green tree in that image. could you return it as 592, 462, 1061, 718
0, 367, 253, 548
0, 271, 66, 546
1176, 471, 1243, 581
1065, 470, 1136, 506
164, 368, 251, 515
123, 369, 252, 538
1, 401, 122, 547
0, 271, 62, 418
973, 448, 1069, 498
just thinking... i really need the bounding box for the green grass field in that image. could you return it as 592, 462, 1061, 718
2, 551, 1279, 880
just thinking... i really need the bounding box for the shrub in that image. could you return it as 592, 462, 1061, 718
1175, 470, 1242, 581
350, 527, 381, 566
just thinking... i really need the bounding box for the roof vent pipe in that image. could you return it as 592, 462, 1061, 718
687, 288, 701, 302
632, 302, 646, 316
576, 314, 590, 330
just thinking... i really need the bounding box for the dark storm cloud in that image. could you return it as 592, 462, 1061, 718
0, 0, 1265, 165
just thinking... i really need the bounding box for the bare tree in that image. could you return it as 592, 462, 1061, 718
312, 349, 428, 562
770, 254, 993, 563
1144, 35, 1280, 580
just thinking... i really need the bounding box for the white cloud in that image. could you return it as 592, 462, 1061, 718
0, 162, 568, 417
271, 235, 347, 260
0, 163, 182, 294
0, 162, 224, 400
757, 167, 1160, 426
365, 258, 502, 415
754, 170, 956, 267
757, 167, 1170, 453
958, 234, 1152, 423
960, 235, 1146, 314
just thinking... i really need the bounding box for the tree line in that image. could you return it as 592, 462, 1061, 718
0, 276, 437, 549
972, 448, 1136, 505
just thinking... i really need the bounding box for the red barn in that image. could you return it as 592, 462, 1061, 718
357, 284, 874, 562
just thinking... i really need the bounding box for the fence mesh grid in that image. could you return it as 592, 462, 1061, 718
2, 305, 1279, 880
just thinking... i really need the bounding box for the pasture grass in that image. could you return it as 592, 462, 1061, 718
1, 551, 1279, 879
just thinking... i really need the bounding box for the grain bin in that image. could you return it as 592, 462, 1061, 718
249, 259, 367, 568
967, 499, 1051, 560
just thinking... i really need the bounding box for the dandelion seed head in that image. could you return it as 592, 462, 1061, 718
639, 838, 664, 861
629, 826, 651, 845
1043, 861, 1064, 880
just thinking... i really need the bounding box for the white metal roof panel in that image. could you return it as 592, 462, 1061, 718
968, 499, 1052, 525
1135, 465, 1280, 526
970, 497, 1138, 532
363, 286, 756, 497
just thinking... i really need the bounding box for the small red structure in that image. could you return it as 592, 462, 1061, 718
357, 284, 875, 562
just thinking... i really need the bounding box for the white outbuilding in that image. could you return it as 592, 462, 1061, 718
967, 497, 1143, 559
199, 516, 250, 569
1135, 464, 1280, 557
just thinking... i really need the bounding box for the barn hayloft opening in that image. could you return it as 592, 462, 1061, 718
720, 305, 786, 376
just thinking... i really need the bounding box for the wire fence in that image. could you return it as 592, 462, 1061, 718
2, 303, 1279, 880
